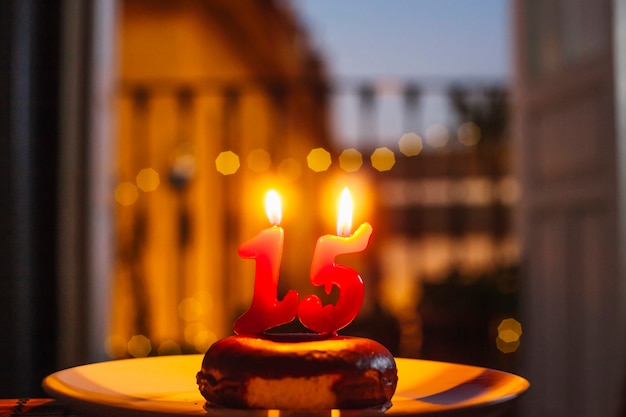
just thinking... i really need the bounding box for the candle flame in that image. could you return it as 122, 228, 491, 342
265, 189, 282, 225
337, 187, 353, 236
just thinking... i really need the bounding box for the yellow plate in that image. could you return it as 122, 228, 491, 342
43, 355, 529, 416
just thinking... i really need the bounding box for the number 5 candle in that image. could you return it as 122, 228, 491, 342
298, 187, 373, 334
233, 190, 299, 334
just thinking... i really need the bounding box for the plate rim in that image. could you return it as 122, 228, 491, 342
43, 355, 530, 417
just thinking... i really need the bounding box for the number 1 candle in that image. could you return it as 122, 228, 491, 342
233, 190, 299, 334
298, 187, 373, 334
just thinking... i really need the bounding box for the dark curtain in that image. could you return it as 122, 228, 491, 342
0, 0, 61, 397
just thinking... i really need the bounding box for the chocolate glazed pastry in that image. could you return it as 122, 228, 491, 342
196, 334, 398, 410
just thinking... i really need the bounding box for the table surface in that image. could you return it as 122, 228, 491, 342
0, 399, 79, 417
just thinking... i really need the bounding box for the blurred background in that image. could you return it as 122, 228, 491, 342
1, 1, 625, 416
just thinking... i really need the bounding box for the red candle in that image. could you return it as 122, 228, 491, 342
298, 187, 373, 334
233, 190, 299, 334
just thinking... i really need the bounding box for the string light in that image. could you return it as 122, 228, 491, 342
115, 181, 139, 206
370, 147, 396, 171
136, 168, 160, 192
339, 148, 363, 172
215, 150, 240, 175
306, 147, 332, 172
128, 334, 152, 358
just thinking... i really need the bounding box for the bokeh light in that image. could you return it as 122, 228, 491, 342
370, 147, 396, 171
157, 339, 182, 356
178, 297, 203, 322
496, 318, 523, 353
497, 177, 521, 204
338, 148, 363, 172
128, 334, 152, 358
194, 329, 217, 352
425, 124, 450, 148
499, 329, 520, 343
496, 337, 521, 354
184, 322, 204, 345
170, 154, 196, 181
136, 168, 160, 192
115, 181, 139, 206
184, 322, 217, 352
247, 148, 271, 173
215, 150, 240, 175
458, 178, 494, 206
458, 121, 481, 146
278, 158, 302, 181
498, 317, 522, 339
398, 132, 423, 156
104, 335, 127, 359
306, 147, 332, 172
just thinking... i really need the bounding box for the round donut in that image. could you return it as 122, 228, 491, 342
196, 333, 397, 410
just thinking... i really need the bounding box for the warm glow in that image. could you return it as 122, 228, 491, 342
319, 176, 372, 233
265, 189, 282, 226
337, 187, 353, 237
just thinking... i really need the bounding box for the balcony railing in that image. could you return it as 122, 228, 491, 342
109, 76, 516, 363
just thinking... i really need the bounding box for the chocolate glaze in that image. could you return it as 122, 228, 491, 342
196, 334, 398, 409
